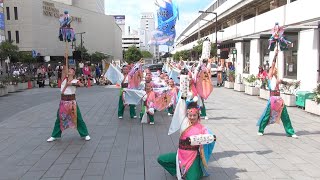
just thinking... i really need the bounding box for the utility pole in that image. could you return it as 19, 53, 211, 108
75, 32, 86, 60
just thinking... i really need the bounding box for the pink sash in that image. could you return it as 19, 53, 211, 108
196, 67, 213, 100
154, 92, 172, 111
59, 100, 77, 131
269, 96, 284, 124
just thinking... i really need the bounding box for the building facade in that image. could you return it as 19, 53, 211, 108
4, 0, 122, 61
173, 0, 320, 91
0, 2, 5, 75
122, 34, 140, 51
52, 0, 105, 14
140, 12, 159, 59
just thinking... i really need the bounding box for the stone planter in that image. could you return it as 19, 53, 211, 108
0, 87, 8, 97
32, 81, 36, 88
280, 93, 296, 107
305, 99, 320, 116
259, 89, 270, 100
7, 84, 18, 93
224, 81, 234, 89
18, 83, 24, 90
234, 83, 245, 92
245, 86, 260, 96
22, 82, 28, 90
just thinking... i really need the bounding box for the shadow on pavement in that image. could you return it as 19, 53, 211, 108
212, 150, 273, 161
209, 116, 239, 120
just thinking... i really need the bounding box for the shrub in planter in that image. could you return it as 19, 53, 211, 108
243, 74, 258, 87
0, 83, 8, 96
279, 80, 300, 107
313, 83, 320, 104
227, 70, 235, 83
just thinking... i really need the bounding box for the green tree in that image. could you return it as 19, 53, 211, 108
0, 41, 19, 63
19, 51, 35, 64
192, 39, 217, 59
124, 46, 142, 63
91, 51, 107, 63
141, 50, 153, 58
172, 50, 190, 61
75, 46, 91, 61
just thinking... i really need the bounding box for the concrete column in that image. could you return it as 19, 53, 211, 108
249, 39, 260, 75
297, 29, 319, 91
235, 42, 244, 75
287, 0, 291, 4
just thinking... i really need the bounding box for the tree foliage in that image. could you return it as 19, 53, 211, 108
141, 50, 153, 58
0, 41, 19, 63
19, 51, 36, 64
91, 51, 108, 63
124, 46, 142, 63
75, 46, 91, 61
173, 50, 190, 61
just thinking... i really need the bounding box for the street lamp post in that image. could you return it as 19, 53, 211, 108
198, 11, 218, 59
75, 32, 86, 61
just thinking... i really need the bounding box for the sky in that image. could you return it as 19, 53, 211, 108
105, 0, 213, 52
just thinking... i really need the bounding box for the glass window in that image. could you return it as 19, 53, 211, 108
260, 40, 270, 70
6, 7, 10, 20
283, 35, 298, 79
7, 31, 11, 42
14, 7, 18, 20
15, 31, 19, 43
243, 42, 250, 73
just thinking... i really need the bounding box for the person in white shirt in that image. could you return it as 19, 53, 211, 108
78, 61, 84, 75
47, 67, 91, 142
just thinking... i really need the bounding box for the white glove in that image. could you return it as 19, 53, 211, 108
148, 108, 155, 115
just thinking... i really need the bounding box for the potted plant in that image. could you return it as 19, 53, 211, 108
259, 78, 270, 100
0, 82, 8, 97
279, 80, 300, 107
50, 80, 58, 88
5, 76, 19, 93
305, 83, 320, 115
224, 69, 235, 89
243, 74, 260, 96
234, 73, 245, 92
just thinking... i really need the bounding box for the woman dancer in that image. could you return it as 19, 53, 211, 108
158, 102, 216, 179
47, 67, 90, 142
257, 50, 298, 138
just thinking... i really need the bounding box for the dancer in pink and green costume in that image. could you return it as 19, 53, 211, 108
257, 50, 298, 138
158, 101, 216, 180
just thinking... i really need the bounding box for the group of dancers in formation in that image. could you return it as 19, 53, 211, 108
45, 50, 298, 179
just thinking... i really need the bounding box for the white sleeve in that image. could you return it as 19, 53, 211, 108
189, 134, 216, 146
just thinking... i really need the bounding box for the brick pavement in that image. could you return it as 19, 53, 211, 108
0, 86, 319, 180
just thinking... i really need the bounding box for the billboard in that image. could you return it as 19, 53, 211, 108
0, 13, 4, 30
113, 15, 125, 25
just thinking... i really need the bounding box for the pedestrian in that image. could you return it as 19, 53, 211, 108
157, 101, 216, 180
257, 65, 268, 89
78, 61, 84, 75
47, 67, 90, 142
118, 65, 137, 119
257, 50, 298, 138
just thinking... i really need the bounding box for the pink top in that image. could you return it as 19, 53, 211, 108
178, 122, 208, 176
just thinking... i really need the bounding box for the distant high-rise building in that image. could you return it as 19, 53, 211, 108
113, 15, 125, 35
140, 12, 159, 59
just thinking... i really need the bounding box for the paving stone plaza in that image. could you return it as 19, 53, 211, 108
0, 86, 320, 180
